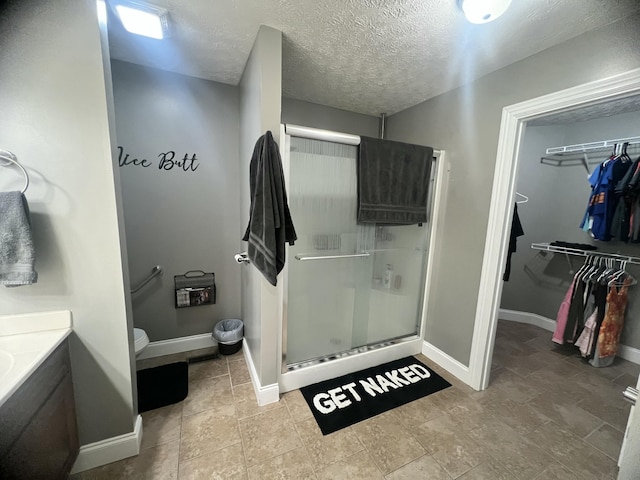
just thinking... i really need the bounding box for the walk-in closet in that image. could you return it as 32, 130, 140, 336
495, 97, 640, 464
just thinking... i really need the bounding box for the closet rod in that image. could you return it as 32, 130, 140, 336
284, 124, 442, 154
531, 243, 640, 266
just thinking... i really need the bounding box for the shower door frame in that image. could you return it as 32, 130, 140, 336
277, 124, 447, 393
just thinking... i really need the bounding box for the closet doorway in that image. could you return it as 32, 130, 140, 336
470, 68, 640, 474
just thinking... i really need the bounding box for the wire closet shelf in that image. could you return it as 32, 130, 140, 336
531, 243, 640, 266
540, 135, 640, 169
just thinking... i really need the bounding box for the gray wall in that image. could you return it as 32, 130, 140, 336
111, 60, 241, 341
0, 0, 135, 444
386, 14, 640, 366
239, 26, 283, 387
282, 97, 379, 137
502, 110, 640, 349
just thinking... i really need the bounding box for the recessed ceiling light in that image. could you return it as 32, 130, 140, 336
458, 0, 512, 24
112, 1, 170, 39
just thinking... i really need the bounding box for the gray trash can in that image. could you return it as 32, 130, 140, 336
213, 319, 244, 355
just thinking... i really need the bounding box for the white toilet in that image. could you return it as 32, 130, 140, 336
134, 328, 149, 356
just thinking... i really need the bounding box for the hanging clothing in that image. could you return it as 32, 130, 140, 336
575, 307, 599, 357
503, 204, 524, 282
596, 280, 631, 359
552, 277, 577, 345
580, 156, 633, 241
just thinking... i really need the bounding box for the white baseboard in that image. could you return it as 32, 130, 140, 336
421, 341, 471, 385
71, 414, 142, 474
136, 333, 216, 360
617, 345, 640, 366
243, 341, 279, 406
499, 309, 640, 365
499, 309, 555, 332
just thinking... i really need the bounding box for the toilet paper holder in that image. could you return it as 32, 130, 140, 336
235, 252, 250, 265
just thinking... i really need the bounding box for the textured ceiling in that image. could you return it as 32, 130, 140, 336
107, 0, 640, 116
529, 95, 640, 126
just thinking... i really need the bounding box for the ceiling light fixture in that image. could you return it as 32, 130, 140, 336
458, 0, 512, 24
112, 1, 170, 39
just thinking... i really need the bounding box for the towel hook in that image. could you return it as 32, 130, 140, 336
0, 150, 29, 194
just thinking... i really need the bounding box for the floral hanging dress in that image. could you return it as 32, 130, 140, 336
596, 278, 632, 359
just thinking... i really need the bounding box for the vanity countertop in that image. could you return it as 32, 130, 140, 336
0, 310, 72, 408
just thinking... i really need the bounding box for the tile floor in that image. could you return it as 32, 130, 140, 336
72, 321, 639, 479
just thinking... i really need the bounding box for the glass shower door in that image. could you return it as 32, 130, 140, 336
285, 136, 429, 367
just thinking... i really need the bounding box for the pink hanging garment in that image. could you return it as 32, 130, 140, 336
553, 278, 577, 344
574, 307, 598, 357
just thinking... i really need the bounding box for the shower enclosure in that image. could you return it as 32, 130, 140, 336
278, 125, 439, 391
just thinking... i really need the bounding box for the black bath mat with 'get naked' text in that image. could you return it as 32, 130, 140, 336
300, 356, 451, 435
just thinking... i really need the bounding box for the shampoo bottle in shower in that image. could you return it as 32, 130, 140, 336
384, 264, 393, 289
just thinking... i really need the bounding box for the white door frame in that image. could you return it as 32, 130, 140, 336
469, 68, 640, 391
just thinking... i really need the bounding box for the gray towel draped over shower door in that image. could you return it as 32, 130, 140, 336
243, 131, 297, 286
357, 136, 433, 225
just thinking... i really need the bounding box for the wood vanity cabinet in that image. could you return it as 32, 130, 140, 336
0, 340, 79, 479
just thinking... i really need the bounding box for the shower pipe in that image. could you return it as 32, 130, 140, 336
130, 265, 163, 294
283, 124, 441, 154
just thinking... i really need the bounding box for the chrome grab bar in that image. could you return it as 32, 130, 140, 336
131, 265, 163, 294
295, 252, 370, 261
623, 386, 639, 406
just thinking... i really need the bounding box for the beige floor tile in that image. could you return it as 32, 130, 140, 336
467, 416, 553, 480
480, 396, 549, 435
502, 354, 547, 377
233, 382, 283, 419
576, 394, 631, 433
247, 446, 316, 480
295, 418, 364, 469
555, 441, 618, 480
485, 368, 539, 403
410, 415, 487, 478
141, 403, 183, 450
585, 423, 625, 460
223, 350, 245, 362
429, 386, 472, 414
239, 405, 302, 467
455, 456, 516, 480
527, 416, 618, 479
182, 374, 234, 417
527, 392, 603, 438
229, 359, 252, 386
385, 454, 450, 479
392, 395, 445, 428
188, 357, 228, 382
533, 462, 581, 480
293, 416, 327, 445
178, 443, 247, 480
283, 389, 314, 422
524, 370, 590, 400
316, 450, 384, 480
612, 371, 639, 387
352, 411, 425, 475
179, 403, 241, 462
73, 440, 180, 480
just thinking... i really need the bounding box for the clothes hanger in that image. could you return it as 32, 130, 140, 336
0, 149, 29, 194
515, 192, 528, 204
576, 255, 596, 283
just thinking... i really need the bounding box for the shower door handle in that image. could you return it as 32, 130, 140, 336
295, 252, 371, 261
